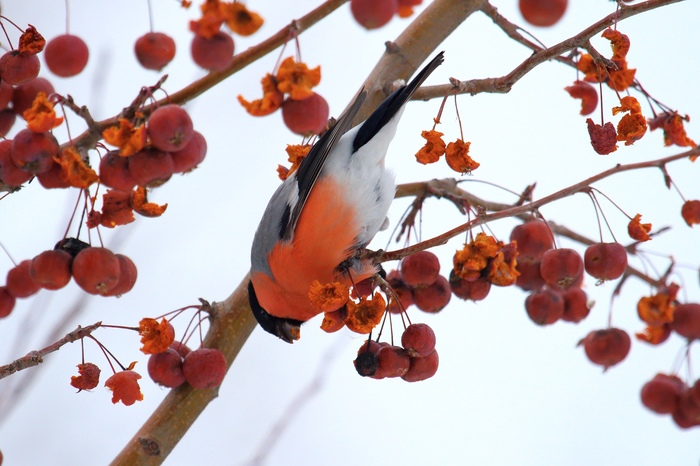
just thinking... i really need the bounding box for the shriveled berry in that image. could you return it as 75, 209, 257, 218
524, 288, 563, 325
354, 340, 381, 377
134, 32, 176, 70
579, 328, 630, 370
44, 34, 89, 77
182, 347, 227, 389
402, 349, 439, 382
540, 248, 583, 290
6, 260, 41, 298
30, 249, 72, 290
401, 323, 436, 358
584, 242, 628, 281
71, 247, 121, 295
148, 349, 186, 388
400, 250, 440, 287
281, 93, 329, 136
54, 237, 90, 258
0, 51, 40, 85
147, 105, 194, 152
412, 274, 451, 313
190, 31, 234, 71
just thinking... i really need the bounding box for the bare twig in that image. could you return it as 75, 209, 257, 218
0, 321, 101, 380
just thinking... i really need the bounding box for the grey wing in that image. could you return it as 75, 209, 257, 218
280, 90, 368, 242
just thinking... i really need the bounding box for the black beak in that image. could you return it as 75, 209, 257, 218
248, 280, 303, 343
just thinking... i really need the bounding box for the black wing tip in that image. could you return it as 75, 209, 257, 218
248, 280, 303, 344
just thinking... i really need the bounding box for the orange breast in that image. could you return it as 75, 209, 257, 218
253, 177, 374, 321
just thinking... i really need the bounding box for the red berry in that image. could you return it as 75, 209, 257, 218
514, 258, 546, 291
190, 31, 234, 71
281, 93, 329, 136
44, 34, 89, 77
0, 108, 16, 137
11, 129, 59, 175
102, 254, 137, 297
449, 271, 490, 301
0, 139, 32, 188
71, 247, 121, 295
350, 0, 398, 29
412, 274, 451, 313
402, 349, 439, 382
0, 51, 40, 85
147, 105, 194, 152
510, 219, 553, 260
401, 323, 436, 358
6, 260, 41, 298
354, 340, 381, 377
12, 77, 55, 116
148, 349, 186, 388
375, 345, 411, 378
182, 347, 227, 389
0, 80, 13, 109
524, 288, 563, 325
99, 151, 136, 191
170, 340, 192, 359
134, 32, 176, 70
37, 161, 71, 189
584, 242, 628, 281
640, 373, 684, 415
518, 0, 568, 27
540, 248, 583, 290
400, 250, 440, 287
127, 147, 175, 187
30, 250, 72, 290
674, 390, 700, 429
670, 303, 700, 340
386, 270, 413, 313
170, 131, 207, 173
579, 328, 630, 370
560, 287, 590, 323
0, 286, 16, 318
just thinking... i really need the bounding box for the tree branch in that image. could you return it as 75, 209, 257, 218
0, 321, 102, 380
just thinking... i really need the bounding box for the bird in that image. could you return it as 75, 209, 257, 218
249, 52, 444, 343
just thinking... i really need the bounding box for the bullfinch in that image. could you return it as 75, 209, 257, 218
249, 52, 444, 343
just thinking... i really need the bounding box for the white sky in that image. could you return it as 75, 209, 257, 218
0, 1, 699, 465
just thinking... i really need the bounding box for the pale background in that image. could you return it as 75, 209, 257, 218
0, 1, 698, 465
